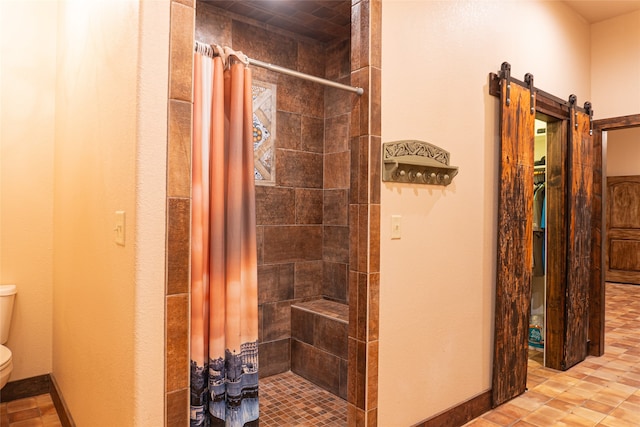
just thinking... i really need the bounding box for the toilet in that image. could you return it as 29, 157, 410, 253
0, 284, 16, 389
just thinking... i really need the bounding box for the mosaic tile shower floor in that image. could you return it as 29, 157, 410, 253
466, 282, 640, 426
259, 371, 347, 426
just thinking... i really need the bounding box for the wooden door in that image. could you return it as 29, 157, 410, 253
606, 176, 640, 284
492, 69, 534, 408
563, 105, 593, 369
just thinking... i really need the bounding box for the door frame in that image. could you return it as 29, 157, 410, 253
589, 114, 640, 356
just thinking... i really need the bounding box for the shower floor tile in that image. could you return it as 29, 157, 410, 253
260, 371, 347, 426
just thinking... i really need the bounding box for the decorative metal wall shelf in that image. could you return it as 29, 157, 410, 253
382, 140, 459, 186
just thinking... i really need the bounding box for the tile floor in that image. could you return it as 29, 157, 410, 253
0, 393, 62, 427
259, 370, 347, 426
466, 282, 640, 426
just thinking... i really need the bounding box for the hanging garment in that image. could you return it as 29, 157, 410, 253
532, 183, 546, 276
190, 51, 259, 427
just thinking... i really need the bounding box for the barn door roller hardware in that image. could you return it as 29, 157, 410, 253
382, 140, 459, 186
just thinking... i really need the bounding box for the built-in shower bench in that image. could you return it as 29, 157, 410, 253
290, 299, 348, 399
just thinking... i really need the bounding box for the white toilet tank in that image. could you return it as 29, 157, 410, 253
0, 284, 17, 344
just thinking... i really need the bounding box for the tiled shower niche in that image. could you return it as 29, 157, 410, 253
195, 1, 352, 390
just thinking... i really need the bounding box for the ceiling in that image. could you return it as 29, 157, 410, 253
201, 1, 640, 43
200, 1, 351, 43
563, 0, 640, 23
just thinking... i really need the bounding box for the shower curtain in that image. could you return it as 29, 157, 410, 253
190, 48, 259, 427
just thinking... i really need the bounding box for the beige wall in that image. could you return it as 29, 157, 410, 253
380, 1, 590, 425
591, 10, 640, 119
134, 1, 169, 424
0, 0, 57, 381
50, 0, 168, 425
607, 127, 640, 176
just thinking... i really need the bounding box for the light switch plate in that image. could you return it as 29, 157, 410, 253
391, 215, 401, 239
115, 211, 126, 246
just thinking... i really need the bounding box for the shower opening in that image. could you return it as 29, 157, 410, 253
194, 1, 355, 423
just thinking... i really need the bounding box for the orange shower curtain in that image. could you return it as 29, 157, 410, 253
191, 49, 259, 427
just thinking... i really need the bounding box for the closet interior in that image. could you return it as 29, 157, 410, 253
529, 119, 547, 366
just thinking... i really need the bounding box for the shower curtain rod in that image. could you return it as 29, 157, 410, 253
195, 41, 364, 96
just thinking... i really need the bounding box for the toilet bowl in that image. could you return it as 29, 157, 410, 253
0, 284, 16, 389
0, 344, 12, 389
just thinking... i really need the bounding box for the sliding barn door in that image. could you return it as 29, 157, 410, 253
492, 68, 535, 407
563, 102, 593, 369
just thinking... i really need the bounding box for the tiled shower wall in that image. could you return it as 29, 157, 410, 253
164, 0, 380, 425
195, 2, 352, 378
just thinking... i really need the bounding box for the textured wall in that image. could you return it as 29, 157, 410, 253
0, 0, 56, 381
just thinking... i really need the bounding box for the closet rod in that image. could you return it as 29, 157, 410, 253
195, 41, 364, 96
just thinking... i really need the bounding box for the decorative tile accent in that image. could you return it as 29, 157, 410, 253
253, 80, 277, 185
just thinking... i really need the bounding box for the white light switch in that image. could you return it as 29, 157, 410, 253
115, 211, 126, 246
391, 215, 402, 239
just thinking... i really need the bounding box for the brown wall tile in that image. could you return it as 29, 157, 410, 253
301, 116, 324, 153
323, 262, 347, 303
276, 111, 301, 150
370, 66, 381, 136
370, 136, 381, 204
326, 39, 351, 80
195, 2, 232, 46
356, 339, 366, 409
348, 270, 358, 338
291, 307, 315, 344
357, 205, 369, 273
167, 198, 190, 295
324, 226, 350, 263
255, 186, 295, 225
277, 150, 323, 188
296, 189, 323, 224
166, 294, 189, 392
324, 189, 349, 226
370, 0, 381, 69
350, 137, 360, 204
350, 1, 362, 71
357, 273, 367, 342
298, 39, 325, 77
347, 337, 357, 404
169, 2, 194, 102
358, 136, 370, 203
325, 151, 350, 189
294, 261, 323, 298
233, 21, 298, 69
166, 388, 188, 427
291, 340, 340, 396
278, 75, 324, 118
369, 204, 380, 273
258, 263, 294, 304
256, 225, 264, 264
326, 114, 350, 154
366, 408, 378, 427
168, 100, 192, 198
368, 272, 379, 341
349, 204, 359, 268
262, 301, 292, 341
340, 358, 348, 400
259, 339, 291, 377
348, 404, 366, 427
352, 69, 370, 136
315, 315, 348, 359
367, 341, 378, 410
263, 225, 322, 263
